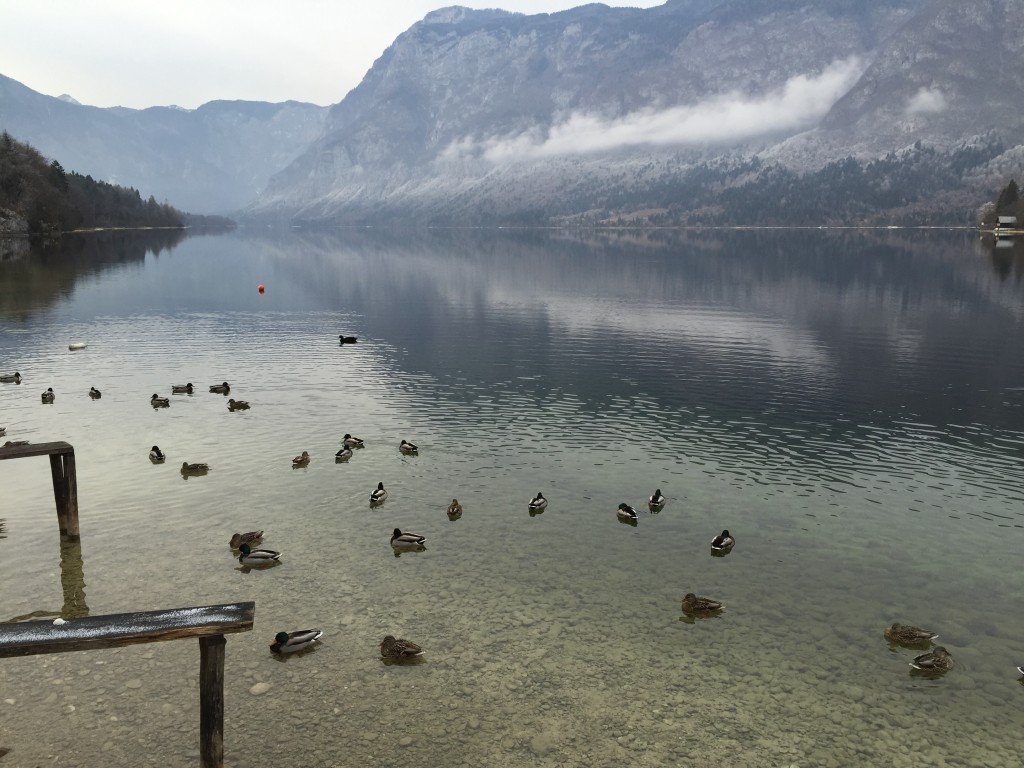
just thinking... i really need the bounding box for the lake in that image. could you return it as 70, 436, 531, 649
1, 227, 1023, 767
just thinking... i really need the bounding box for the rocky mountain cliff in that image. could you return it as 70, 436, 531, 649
247, 0, 1024, 225
0, 75, 328, 213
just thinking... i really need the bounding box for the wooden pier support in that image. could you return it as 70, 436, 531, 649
0, 602, 255, 768
0, 441, 80, 539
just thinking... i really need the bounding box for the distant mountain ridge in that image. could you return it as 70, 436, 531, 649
0, 74, 329, 213
245, 0, 1024, 225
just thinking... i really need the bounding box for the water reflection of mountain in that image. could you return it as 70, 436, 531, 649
255, 227, 1024, 435
0, 229, 186, 319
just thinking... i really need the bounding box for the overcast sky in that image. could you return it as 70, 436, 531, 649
0, 0, 663, 110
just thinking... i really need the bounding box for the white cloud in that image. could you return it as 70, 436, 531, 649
905, 87, 947, 116
443, 57, 865, 163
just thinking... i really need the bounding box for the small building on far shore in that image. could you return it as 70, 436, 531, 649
995, 215, 1020, 237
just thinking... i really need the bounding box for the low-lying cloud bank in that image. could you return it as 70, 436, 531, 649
443, 57, 864, 163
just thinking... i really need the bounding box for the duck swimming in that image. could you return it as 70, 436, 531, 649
528, 492, 548, 512
171, 383, 194, 394
227, 398, 250, 411
884, 623, 937, 647
910, 646, 953, 673
342, 433, 364, 449
181, 462, 209, 474
338, 335, 358, 344
380, 635, 424, 660
89, 387, 101, 399
0, 372, 21, 383
41, 388, 55, 403
209, 382, 230, 394
399, 439, 419, 455
710, 529, 735, 553
270, 629, 323, 654
390, 528, 426, 548
447, 499, 463, 520
149, 445, 166, 462
335, 445, 353, 461
648, 489, 666, 509
681, 593, 724, 615
238, 543, 281, 567
370, 482, 388, 505
151, 394, 170, 407
616, 503, 639, 522
292, 451, 310, 466
229, 531, 264, 549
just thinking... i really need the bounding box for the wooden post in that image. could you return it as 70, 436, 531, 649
49, 453, 69, 534
63, 452, 79, 539
199, 635, 226, 768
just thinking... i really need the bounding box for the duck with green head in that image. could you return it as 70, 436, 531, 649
238, 543, 280, 567
270, 629, 322, 654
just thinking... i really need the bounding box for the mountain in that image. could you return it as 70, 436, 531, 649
246, 0, 1024, 225
0, 75, 329, 214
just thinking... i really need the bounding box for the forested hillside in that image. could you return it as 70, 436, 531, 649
0, 131, 183, 236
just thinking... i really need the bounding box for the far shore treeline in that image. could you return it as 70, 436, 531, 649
0, 132, 230, 238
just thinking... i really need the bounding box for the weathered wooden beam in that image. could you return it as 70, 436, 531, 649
0, 441, 75, 460
0, 602, 255, 658
199, 635, 226, 768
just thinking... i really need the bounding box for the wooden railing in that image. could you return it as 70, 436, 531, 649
0, 602, 255, 767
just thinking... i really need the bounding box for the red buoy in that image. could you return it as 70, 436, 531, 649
258, 284, 265, 295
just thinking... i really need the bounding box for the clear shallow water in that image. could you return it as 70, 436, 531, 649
1, 228, 1024, 767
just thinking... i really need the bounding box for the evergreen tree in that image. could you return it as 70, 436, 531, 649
996, 179, 1019, 212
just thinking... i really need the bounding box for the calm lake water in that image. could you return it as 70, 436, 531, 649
1, 227, 1023, 767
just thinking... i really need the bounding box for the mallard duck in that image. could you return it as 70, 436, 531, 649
0, 426, 6, 436
88, 387, 101, 399
370, 482, 388, 505
1017, 664, 1024, 676
229, 531, 263, 549
391, 528, 426, 549
617, 503, 639, 522
710, 529, 735, 553
648, 489, 666, 509
0, 372, 21, 383
910, 646, 953, 673
380, 635, 424, 660
238, 543, 281, 566
270, 629, 322, 654
149, 445, 166, 462
447, 499, 463, 519
335, 445, 353, 461
681, 593, 724, 614
399, 439, 419, 454
227, 398, 250, 411
151, 393, 170, 407
338, 335, 358, 344
41, 388, 55, 403
181, 461, 209, 474
171, 383, 194, 394
528, 492, 548, 511
884, 623, 937, 646
4, 440, 29, 447
292, 451, 310, 466
209, 381, 230, 394
342, 433, 364, 449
